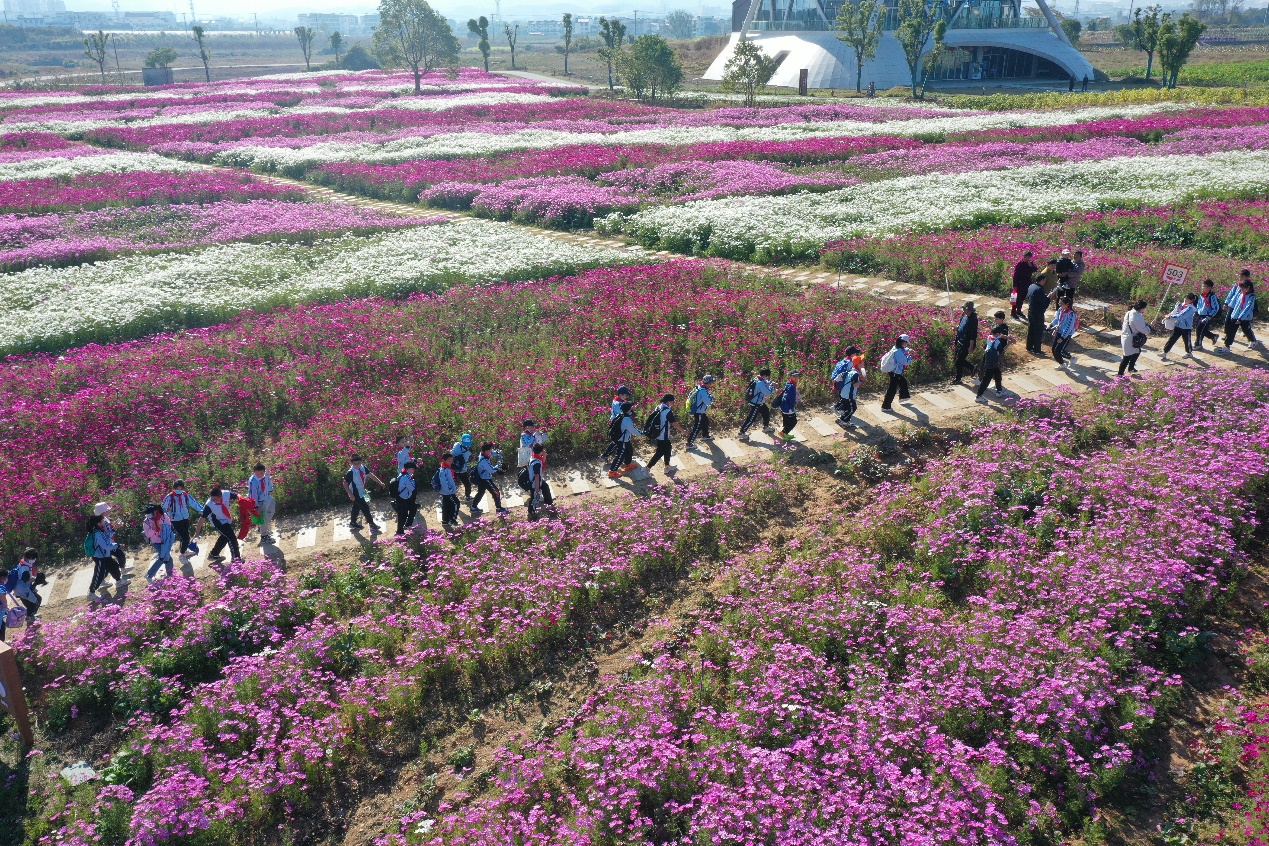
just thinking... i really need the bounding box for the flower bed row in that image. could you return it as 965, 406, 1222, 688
18, 471, 783, 845
0, 200, 444, 272
386, 368, 1269, 844
0, 260, 950, 557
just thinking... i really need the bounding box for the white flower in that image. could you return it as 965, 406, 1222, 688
0, 151, 205, 183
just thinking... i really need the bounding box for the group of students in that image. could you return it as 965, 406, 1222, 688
1121, 272, 1261, 374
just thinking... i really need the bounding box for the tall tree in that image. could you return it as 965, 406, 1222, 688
834, 0, 883, 92
374, 0, 461, 93
329, 31, 344, 65
918, 19, 947, 99
294, 25, 317, 71
894, 0, 938, 98
663, 9, 696, 38
719, 37, 777, 106
192, 25, 212, 82
1115, 5, 1162, 79
503, 22, 519, 70
597, 16, 628, 90
1157, 11, 1205, 87
616, 33, 682, 103
83, 30, 109, 84
467, 16, 491, 72
561, 12, 574, 74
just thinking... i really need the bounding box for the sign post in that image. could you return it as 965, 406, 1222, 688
1153, 263, 1190, 322
0, 643, 33, 748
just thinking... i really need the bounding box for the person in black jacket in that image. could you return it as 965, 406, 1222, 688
1025, 280, 1051, 354
952, 302, 978, 384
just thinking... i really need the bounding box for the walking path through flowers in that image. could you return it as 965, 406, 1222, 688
30, 173, 1268, 609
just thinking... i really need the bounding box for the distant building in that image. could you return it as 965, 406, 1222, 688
297, 12, 363, 33
2, 0, 63, 14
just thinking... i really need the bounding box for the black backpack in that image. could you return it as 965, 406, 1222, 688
387, 475, 401, 498
643, 409, 662, 439
430, 469, 442, 492
517, 466, 532, 491
608, 414, 625, 442
452, 452, 467, 473
744, 379, 758, 403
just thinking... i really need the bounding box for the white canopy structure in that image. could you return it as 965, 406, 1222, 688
704, 0, 1095, 90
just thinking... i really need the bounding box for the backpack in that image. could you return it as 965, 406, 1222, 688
517, 466, 532, 491
452, 453, 467, 473
879, 349, 898, 374
387, 475, 401, 499
643, 409, 662, 439
429, 469, 442, 492
607, 414, 625, 442
83, 533, 95, 559
983, 340, 1001, 370
744, 379, 758, 403
3, 568, 19, 595
685, 385, 700, 415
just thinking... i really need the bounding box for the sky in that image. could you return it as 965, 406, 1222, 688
74, 0, 721, 19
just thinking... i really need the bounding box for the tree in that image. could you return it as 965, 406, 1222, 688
503, 22, 519, 70
894, 0, 939, 97
663, 9, 696, 39
616, 34, 683, 103
834, 0, 883, 92
83, 29, 109, 83
1115, 5, 1162, 80
294, 25, 317, 71
1060, 17, 1082, 43
342, 45, 381, 69
374, 0, 461, 93
561, 13, 574, 74
597, 16, 628, 90
719, 38, 777, 106
144, 47, 178, 68
192, 25, 212, 82
329, 31, 344, 65
1157, 12, 1205, 87
919, 19, 947, 99
467, 16, 491, 72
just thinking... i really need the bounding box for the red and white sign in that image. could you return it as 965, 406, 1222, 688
1161, 264, 1190, 286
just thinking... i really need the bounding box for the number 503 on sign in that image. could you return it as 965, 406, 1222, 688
1162, 264, 1190, 286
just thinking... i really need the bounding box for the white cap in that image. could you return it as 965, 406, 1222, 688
1061, 248, 1071, 255
899, 334, 911, 343
93, 502, 110, 516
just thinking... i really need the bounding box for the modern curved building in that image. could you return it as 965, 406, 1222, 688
703, 0, 1095, 90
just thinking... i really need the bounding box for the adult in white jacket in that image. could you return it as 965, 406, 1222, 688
1119, 299, 1151, 376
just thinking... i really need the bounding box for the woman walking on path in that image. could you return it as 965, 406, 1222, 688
1161, 294, 1198, 361
1119, 300, 1151, 376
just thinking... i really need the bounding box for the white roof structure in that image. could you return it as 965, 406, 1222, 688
704, 0, 1095, 89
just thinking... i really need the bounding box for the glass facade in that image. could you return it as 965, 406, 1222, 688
738, 0, 1049, 32
926, 44, 1067, 79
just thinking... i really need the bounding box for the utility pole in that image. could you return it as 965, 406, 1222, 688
112, 31, 123, 81
253, 11, 258, 34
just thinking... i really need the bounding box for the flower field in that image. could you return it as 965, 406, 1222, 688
0, 260, 950, 557
11, 368, 1269, 845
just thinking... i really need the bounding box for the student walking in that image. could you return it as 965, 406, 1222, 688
601, 387, 633, 460
880, 336, 914, 412
451, 434, 475, 504
1218, 271, 1261, 353
391, 460, 418, 536
247, 463, 275, 544
472, 443, 508, 515
518, 419, 547, 468
199, 486, 241, 562
1161, 293, 1198, 360
141, 504, 176, 582
737, 369, 775, 441
774, 370, 801, 440
6, 549, 43, 617
607, 402, 642, 478
342, 455, 384, 532
644, 395, 682, 475
525, 442, 553, 520
685, 375, 716, 450
87, 510, 124, 596
1011, 250, 1037, 319
1119, 300, 1151, 376
976, 325, 1010, 401
836, 354, 862, 427
161, 479, 202, 560
437, 453, 461, 531
1025, 280, 1051, 354
1047, 296, 1077, 365
952, 302, 979, 384
1195, 279, 1222, 351
395, 436, 413, 474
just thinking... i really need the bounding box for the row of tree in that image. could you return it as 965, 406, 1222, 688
1116, 5, 1207, 88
